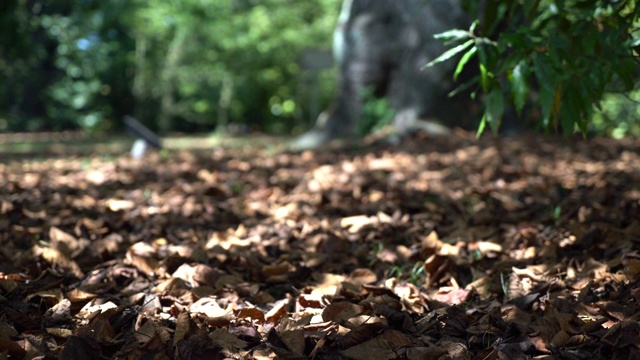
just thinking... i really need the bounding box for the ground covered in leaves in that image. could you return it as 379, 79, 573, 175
1, 131, 640, 360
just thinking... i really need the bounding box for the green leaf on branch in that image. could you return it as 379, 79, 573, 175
523, 0, 541, 20
538, 84, 554, 130
485, 87, 505, 134
423, 39, 474, 69
454, 46, 477, 81
477, 113, 488, 137
613, 57, 637, 91
479, 63, 489, 93
509, 61, 530, 116
448, 75, 479, 98
434, 29, 472, 42
561, 87, 581, 137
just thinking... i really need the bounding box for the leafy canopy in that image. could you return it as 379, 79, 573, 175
428, 0, 640, 136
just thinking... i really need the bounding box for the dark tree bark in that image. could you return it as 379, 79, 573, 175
293, 0, 473, 150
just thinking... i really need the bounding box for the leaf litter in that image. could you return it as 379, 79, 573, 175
1, 131, 640, 359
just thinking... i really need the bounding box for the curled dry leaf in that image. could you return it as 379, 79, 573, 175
421, 231, 443, 256
265, 299, 288, 324
190, 297, 233, 319
340, 215, 376, 233
77, 300, 118, 321
65, 288, 97, 302
236, 307, 266, 322
105, 198, 135, 212
347, 268, 377, 286
297, 293, 324, 311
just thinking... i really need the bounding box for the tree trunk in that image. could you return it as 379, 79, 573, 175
217, 72, 234, 133
158, 27, 187, 133
292, 0, 472, 150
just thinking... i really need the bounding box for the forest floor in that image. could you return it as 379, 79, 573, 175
1, 130, 639, 359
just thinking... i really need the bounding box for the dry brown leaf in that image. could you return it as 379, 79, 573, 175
65, 288, 97, 302
93, 233, 124, 255
190, 297, 232, 319
215, 274, 245, 290
550, 329, 570, 347
125, 252, 158, 277
134, 320, 158, 347
0, 322, 17, 341
297, 293, 324, 310
322, 302, 366, 323
382, 328, 412, 348
190, 285, 216, 299
421, 230, 443, 255
340, 335, 395, 359
262, 262, 293, 279
0, 339, 27, 358
155, 277, 190, 296
78, 314, 115, 342
236, 307, 266, 322
210, 328, 248, 351
623, 254, 640, 281
105, 198, 135, 211
280, 329, 305, 355
58, 336, 100, 360
405, 346, 447, 359
77, 300, 118, 320
340, 215, 376, 233
41, 247, 84, 278
266, 299, 288, 324
46, 328, 73, 338
309, 337, 327, 358
344, 315, 386, 329
172, 263, 223, 287
601, 320, 640, 347
312, 273, 345, 295
49, 226, 80, 254
347, 268, 377, 286
173, 311, 191, 347
25, 288, 64, 304
430, 288, 471, 305
475, 241, 503, 254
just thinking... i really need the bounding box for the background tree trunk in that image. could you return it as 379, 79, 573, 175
293, 0, 472, 150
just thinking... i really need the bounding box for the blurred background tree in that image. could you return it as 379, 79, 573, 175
1, 0, 638, 138
0, 0, 339, 135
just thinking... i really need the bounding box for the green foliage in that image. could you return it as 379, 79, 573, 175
5, 1, 638, 137
0, 0, 339, 134
592, 90, 640, 137
388, 261, 427, 286
355, 86, 396, 137
429, 0, 640, 136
